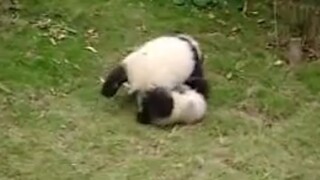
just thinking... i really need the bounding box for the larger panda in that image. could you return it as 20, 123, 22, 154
101, 34, 208, 99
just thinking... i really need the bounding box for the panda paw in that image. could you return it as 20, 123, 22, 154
136, 111, 151, 125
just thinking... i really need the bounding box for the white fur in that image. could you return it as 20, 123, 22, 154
121, 36, 197, 93
177, 34, 202, 61
153, 86, 207, 126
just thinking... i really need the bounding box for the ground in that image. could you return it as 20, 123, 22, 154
0, 0, 320, 179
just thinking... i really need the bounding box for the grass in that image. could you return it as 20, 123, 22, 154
0, 0, 320, 179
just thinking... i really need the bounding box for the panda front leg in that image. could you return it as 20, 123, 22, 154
101, 65, 128, 98
136, 92, 153, 124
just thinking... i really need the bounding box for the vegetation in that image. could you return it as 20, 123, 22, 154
0, 0, 319, 179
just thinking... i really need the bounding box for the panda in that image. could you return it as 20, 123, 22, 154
136, 83, 207, 126
100, 34, 208, 100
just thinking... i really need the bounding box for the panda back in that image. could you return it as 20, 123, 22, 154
123, 36, 196, 92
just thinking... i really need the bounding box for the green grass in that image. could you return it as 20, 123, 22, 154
1, 0, 320, 179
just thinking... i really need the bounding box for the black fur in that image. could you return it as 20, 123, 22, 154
136, 108, 151, 124
136, 88, 174, 124
177, 35, 209, 99
177, 36, 204, 75
101, 65, 128, 98
185, 77, 209, 99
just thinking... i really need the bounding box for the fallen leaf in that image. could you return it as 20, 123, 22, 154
228, 36, 236, 40
86, 28, 98, 37
195, 155, 205, 167
34, 18, 52, 29
85, 46, 98, 53
60, 124, 67, 129
72, 64, 81, 71
235, 61, 246, 70
226, 72, 233, 80
49, 38, 57, 45
250, 11, 259, 15
38, 111, 46, 119
99, 77, 105, 83
139, 2, 145, 7
49, 88, 58, 96
208, 13, 215, 19
257, 19, 266, 24
63, 59, 70, 64
0, 82, 11, 94
56, 33, 66, 40
137, 24, 147, 32
64, 27, 77, 34
231, 26, 241, 33
273, 60, 284, 66
87, 28, 95, 34
172, 163, 184, 168
216, 19, 227, 26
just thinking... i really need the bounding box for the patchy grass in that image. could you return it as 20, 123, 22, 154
0, 0, 320, 179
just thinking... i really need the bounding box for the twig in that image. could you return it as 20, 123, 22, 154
242, 0, 248, 17
0, 82, 12, 94
273, 0, 279, 61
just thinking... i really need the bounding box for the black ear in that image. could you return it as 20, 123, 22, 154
146, 88, 174, 118
101, 65, 128, 98
136, 88, 174, 124
185, 78, 209, 99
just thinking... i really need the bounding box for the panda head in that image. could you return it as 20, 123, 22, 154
136, 87, 174, 125
101, 65, 127, 98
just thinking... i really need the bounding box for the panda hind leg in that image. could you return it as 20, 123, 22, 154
184, 77, 209, 99
101, 65, 128, 98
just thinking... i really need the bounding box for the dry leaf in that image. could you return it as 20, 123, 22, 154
0, 82, 11, 94
72, 64, 81, 71
60, 124, 67, 129
231, 26, 241, 33
65, 27, 77, 34
226, 72, 233, 80
172, 163, 184, 168
56, 33, 66, 40
195, 155, 205, 167
87, 29, 95, 34
38, 111, 46, 119
250, 11, 259, 15
208, 13, 215, 19
273, 60, 284, 66
99, 77, 105, 83
85, 46, 98, 53
49, 38, 57, 45
86, 28, 99, 38
257, 19, 266, 24
34, 17, 77, 45
216, 19, 227, 26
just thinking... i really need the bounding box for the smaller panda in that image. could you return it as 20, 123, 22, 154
136, 82, 207, 127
